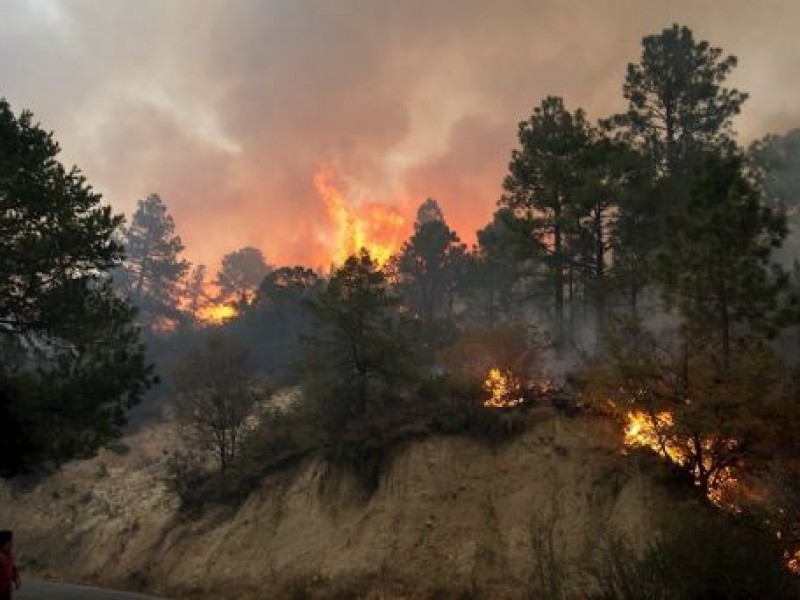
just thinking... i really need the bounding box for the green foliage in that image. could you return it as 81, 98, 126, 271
501, 96, 596, 349
303, 249, 420, 426
612, 23, 747, 176
0, 99, 123, 336
0, 99, 153, 476
18, 291, 151, 461
656, 152, 788, 364
588, 507, 797, 599
577, 137, 651, 320
585, 316, 796, 497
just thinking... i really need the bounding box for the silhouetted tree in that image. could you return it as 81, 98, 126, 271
657, 153, 787, 367
500, 96, 594, 351
215, 246, 269, 309
118, 194, 189, 332
172, 334, 257, 474
415, 197, 445, 229
256, 266, 321, 323
0, 98, 153, 475
184, 264, 210, 323
611, 23, 747, 177
395, 201, 466, 347
303, 250, 419, 426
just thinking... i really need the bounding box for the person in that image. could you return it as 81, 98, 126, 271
0, 530, 21, 600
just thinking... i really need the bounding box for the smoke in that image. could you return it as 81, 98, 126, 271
2, 0, 800, 269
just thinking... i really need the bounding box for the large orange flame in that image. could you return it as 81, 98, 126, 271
314, 166, 406, 266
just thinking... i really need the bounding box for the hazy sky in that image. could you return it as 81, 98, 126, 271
3, 0, 800, 270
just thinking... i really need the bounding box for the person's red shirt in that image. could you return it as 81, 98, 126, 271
0, 548, 19, 595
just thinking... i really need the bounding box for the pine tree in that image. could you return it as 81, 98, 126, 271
303, 250, 418, 425
657, 152, 787, 368
118, 194, 189, 332
613, 23, 747, 177
395, 200, 466, 347
500, 96, 594, 350
0, 98, 153, 474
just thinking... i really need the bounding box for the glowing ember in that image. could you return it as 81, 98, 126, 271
483, 367, 524, 408
314, 166, 406, 266
786, 549, 800, 574
198, 304, 237, 324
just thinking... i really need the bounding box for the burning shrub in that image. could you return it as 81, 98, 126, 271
583, 317, 794, 505
483, 367, 524, 408
438, 324, 549, 408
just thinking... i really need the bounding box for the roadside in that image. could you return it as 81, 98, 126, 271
17, 580, 166, 600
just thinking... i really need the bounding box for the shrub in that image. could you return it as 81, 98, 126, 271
587, 506, 798, 599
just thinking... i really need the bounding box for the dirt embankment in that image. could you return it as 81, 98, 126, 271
0, 413, 673, 598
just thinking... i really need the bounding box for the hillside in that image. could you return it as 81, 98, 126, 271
0, 412, 683, 599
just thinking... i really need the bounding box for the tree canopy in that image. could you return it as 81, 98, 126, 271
215, 246, 270, 309
0, 99, 153, 475
303, 250, 419, 426
117, 193, 189, 333
614, 23, 747, 176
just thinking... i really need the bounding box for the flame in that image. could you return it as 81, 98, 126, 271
624, 410, 682, 463
314, 166, 406, 266
483, 367, 524, 408
623, 410, 738, 508
786, 549, 800, 574
198, 303, 237, 324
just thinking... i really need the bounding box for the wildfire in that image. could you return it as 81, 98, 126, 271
483, 367, 524, 408
624, 410, 682, 463
313, 166, 407, 266
623, 410, 738, 508
198, 304, 237, 324
786, 549, 800, 574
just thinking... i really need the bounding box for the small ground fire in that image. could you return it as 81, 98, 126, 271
483, 367, 524, 408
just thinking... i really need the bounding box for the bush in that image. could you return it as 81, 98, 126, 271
422, 376, 527, 441
162, 450, 210, 510
170, 372, 531, 510
587, 506, 799, 599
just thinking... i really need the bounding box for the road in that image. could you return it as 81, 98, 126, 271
16, 580, 166, 599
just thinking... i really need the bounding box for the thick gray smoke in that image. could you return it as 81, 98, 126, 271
2, 0, 799, 268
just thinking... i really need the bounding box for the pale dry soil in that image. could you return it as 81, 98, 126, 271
0, 412, 672, 599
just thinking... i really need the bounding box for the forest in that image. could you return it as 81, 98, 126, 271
4, 22, 800, 596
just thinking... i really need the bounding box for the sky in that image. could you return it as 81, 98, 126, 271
2, 0, 800, 272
